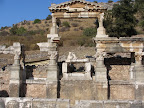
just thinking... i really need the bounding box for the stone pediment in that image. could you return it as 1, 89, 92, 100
49, 0, 107, 12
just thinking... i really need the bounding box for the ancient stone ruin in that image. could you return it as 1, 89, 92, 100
0, 0, 144, 107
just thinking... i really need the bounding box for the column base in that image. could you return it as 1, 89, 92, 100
133, 64, 144, 82
9, 81, 21, 97
46, 81, 58, 98
95, 67, 107, 82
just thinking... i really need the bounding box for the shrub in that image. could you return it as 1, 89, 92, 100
46, 15, 52, 20
83, 27, 97, 37
62, 21, 70, 28
35, 25, 39, 28
0, 26, 8, 31
46, 28, 49, 31
9, 25, 18, 35
94, 1, 98, 3
34, 19, 41, 24
45, 21, 47, 24
74, 28, 79, 31
16, 27, 27, 36
108, 0, 113, 3
59, 27, 70, 32
0, 31, 9, 36
27, 30, 36, 35
26, 22, 30, 25
79, 27, 84, 30
77, 37, 95, 47
140, 20, 144, 30
71, 23, 78, 27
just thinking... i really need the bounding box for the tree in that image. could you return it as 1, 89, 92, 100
33, 19, 41, 24
94, 1, 98, 3
9, 25, 18, 35
135, 0, 144, 17
46, 15, 52, 20
16, 27, 27, 36
83, 27, 97, 37
104, 0, 137, 37
135, 0, 144, 30
108, 0, 113, 3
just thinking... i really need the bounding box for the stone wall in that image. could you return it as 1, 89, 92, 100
60, 80, 107, 105
110, 83, 135, 100
109, 65, 130, 81
0, 98, 144, 108
0, 69, 10, 97
25, 80, 47, 98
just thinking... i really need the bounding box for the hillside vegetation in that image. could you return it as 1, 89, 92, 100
0, 0, 144, 51
0, 18, 97, 50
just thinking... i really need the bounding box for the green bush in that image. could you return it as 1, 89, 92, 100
94, 1, 98, 3
62, 21, 70, 28
83, 27, 97, 37
46, 15, 52, 20
0, 26, 8, 31
77, 37, 95, 47
34, 19, 41, 24
0, 31, 9, 36
10, 25, 18, 35
108, 0, 113, 3
16, 27, 27, 36
140, 20, 144, 30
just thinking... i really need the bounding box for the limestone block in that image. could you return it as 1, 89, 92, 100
135, 85, 144, 100
133, 65, 144, 81
85, 62, 91, 73
0, 99, 5, 108
3, 46, 14, 54
60, 80, 95, 105
110, 84, 135, 100
26, 84, 47, 98
47, 65, 59, 81
10, 66, 20, 81
6, 100, 19, 108
9, 83, 20, 97
130, 101, 144, 108
47, 34, 60, 43
62, 63, 67, 73
13, 42, 21, 53
104, 102, 130, 108
46, 82, 58, 98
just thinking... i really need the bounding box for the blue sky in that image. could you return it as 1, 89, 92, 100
0, 0, 118, 28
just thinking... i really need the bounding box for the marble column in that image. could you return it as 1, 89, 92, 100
50, 16, 58, 34
95, 51, 107, 82
9, 43, 22, 97
46, 51, 59, 98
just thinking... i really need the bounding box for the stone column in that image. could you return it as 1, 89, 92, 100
95, 51, 108, 100
50, 15, 58, 34
95, 51, 107, 82
133, 52, 144, 82
9, 43, 22, 97
96, 13, 108, 38
46, 51, 59, 98
46, 14, 60, 99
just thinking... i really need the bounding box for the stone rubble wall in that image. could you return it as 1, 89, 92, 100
0, 67, 10, 97
0, 98, 143, 108
109, 65, 130, 81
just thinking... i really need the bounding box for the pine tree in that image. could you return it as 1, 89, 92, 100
104, 0, 137, 38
